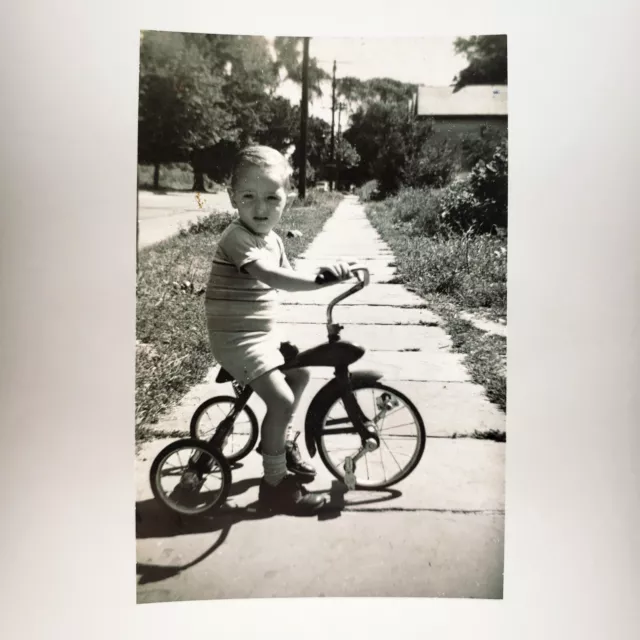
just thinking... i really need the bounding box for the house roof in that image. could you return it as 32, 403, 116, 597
416, 85, 508, 117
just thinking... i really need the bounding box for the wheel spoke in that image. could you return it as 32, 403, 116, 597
324, 445, 359, 453
160, 463, 182, 473
317, 384, 424, 489
379, 421, 417, 432
381, 436, 405, 472
378, 401, 387, 432
379, 403, 408, 422
195, 399, 256, 460
153, 442, 230, 516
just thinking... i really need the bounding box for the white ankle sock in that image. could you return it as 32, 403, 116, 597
262, 452, 287, 486
285, 423, 294, 442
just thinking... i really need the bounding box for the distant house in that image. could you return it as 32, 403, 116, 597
414, 85, 508, 137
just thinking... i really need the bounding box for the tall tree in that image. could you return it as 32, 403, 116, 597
452, 35, 507, 92
255, 95, 300, 152
345, 101, 445, 195
271, 37, 331, 183
336, 76, 368, 106
336, 75, 416, 135
273, 37, 330, 98
362, 77, 416, 104
138, 31, 234, 190
337, 76, 415, 108
187, 34, 281, 189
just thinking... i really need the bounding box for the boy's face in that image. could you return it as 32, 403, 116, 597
229, 165, 293, 235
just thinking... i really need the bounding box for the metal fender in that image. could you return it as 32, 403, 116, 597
304, 369, 384, 458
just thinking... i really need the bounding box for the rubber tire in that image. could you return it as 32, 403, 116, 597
315, 381, 426, 490
190, 396, 259, 463
149, 438, 232, 517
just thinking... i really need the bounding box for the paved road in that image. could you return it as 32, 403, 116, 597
135, 195, 506, 602
137, 190, 234, 249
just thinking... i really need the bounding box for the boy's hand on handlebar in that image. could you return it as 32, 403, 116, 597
316, 261, 360, 284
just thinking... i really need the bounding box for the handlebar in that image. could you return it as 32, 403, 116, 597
314, 266, 369, 287
314, 266, 370, 327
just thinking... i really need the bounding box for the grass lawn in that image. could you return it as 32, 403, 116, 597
138, 163, 223, 193
367, 200, 507, 416
136, 190, 343, 443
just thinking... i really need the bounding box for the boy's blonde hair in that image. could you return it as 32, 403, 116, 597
231, 145, 293, 190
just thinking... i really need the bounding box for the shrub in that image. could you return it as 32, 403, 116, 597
437, 179, 483, 233
357, 180, 380, 202
384, 187, 445, 236
439, 140, 508, 234
460, 127, 506, 170
404, 139, 459, 189
467, 141, 508, 230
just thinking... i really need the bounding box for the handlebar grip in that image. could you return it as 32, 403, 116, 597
315, 270, 339, 285
316, 266, 369, 285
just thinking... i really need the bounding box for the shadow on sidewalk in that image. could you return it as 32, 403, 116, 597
136, 479, 402, 585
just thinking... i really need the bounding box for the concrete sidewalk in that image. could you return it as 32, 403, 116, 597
138, 190, 234, 248
135, 195, 506, 602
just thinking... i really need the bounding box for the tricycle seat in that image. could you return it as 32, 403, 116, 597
216, 367, 235, 383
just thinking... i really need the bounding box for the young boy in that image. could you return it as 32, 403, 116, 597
204, 145, 355, 515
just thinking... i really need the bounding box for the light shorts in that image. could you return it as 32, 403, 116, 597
207, 326, 287, 386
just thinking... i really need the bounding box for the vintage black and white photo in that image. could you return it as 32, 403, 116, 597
134, 32, 508, 603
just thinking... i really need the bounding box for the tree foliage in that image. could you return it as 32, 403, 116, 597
345, 101, 450, 196
273, 36, 330, 98
362, 77, 416, 104
452, 35, 507, 92
138, 33, 343, 190
137, 32, 505, 203
138, 32, 235, 168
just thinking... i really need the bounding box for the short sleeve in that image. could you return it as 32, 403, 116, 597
219, 224, 270, 272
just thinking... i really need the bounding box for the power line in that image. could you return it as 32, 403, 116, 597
315, 59, 355, 64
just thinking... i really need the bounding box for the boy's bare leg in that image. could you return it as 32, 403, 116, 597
282, 367, 316, 478
250, 369, 294, 457
250, 368, 324, 512
251, 367, 316, 481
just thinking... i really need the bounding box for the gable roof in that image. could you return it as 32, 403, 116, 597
416, 85, 508, 117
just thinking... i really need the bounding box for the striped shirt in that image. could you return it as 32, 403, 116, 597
204, 220, 290, 332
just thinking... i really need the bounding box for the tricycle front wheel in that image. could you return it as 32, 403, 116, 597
315, 381, 426, 489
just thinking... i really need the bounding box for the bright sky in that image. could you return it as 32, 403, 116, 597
269, 36, 469, 124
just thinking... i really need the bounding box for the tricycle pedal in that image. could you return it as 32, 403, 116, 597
344, 457, 357, 490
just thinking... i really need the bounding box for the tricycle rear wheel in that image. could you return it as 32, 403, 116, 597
150, 439, 231, 516
190, 396, 259, 463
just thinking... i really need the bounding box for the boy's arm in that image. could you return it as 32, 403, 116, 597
277, 234, 293, 270
281, 252, 293, 270
245, 259, 352, 292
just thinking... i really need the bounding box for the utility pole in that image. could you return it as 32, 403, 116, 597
336, 102, 343, 192
136, 181, 139, 273
299, 37, 310, 200
329, 60, 337, 191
